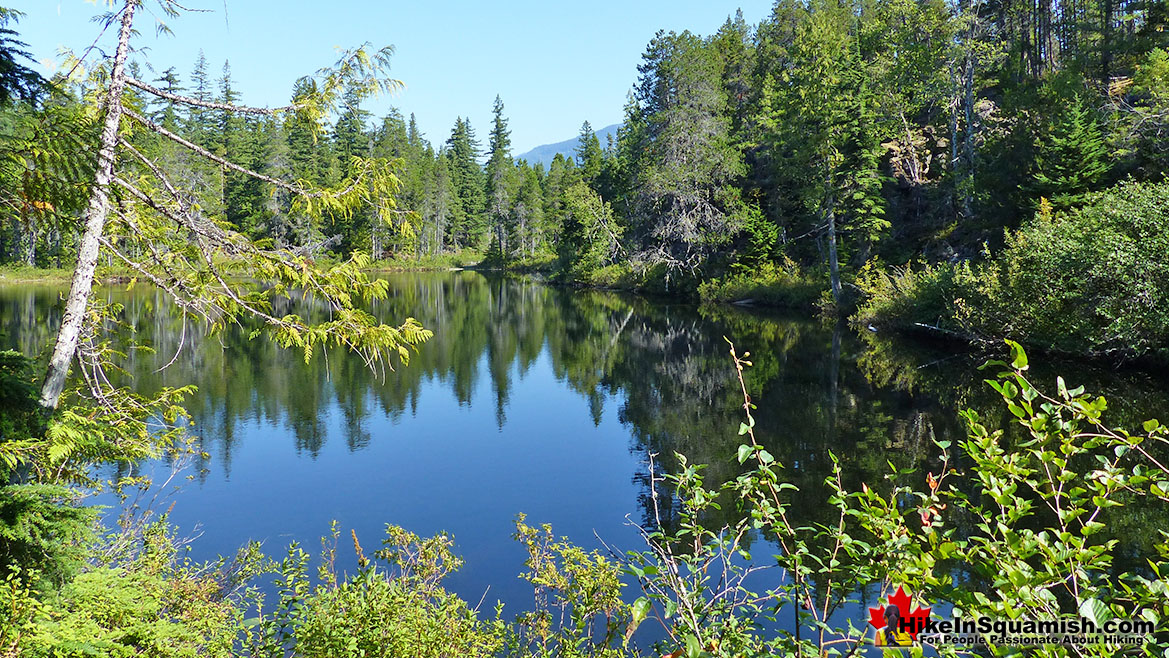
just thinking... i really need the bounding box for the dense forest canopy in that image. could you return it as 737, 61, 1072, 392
4, 0, 1166, 290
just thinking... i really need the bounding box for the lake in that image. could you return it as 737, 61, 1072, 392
2, 270, 1167, 633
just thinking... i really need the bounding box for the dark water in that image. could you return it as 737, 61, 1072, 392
2, 271, 1167, 632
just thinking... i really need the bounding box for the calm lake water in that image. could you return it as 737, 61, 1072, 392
2, 270, 1167, 634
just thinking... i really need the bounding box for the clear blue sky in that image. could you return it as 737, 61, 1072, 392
14, 1, 773, 154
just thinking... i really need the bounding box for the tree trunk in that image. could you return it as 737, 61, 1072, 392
39, 0, 137, 410
825, 189, 841, 307
22, 216, 35, 267
1102, 0, 1114, 81
962, 48, 976, 219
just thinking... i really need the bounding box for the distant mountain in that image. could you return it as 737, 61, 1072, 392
516, 123, 621, 167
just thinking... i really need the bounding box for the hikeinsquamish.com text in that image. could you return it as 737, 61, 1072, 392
914, 616, 1154, 648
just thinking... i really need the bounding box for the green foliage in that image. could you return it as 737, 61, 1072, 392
575, 121, 604, 185
696, 259, 821, 309
512, 515, 630, 658
246, 523, 507, 658
0, 8, 48, 105
625, 29, 748, 277
0, 349, 42, 452
7, 0, 1169, 330
557, 183, 623, 280
612, 341, 1169, 657
851, 341, 1169, 657
0, 312, 195, 487
10, 521, 264, 658
0, 91, 95, 267
372, 247, 484, 270
446, 117, 487, 249
0, 484, 95, 588
858, 180, 1169, 359
1028, 96, 1110, 209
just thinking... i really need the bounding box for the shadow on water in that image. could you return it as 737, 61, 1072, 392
2, 270, 1168, 638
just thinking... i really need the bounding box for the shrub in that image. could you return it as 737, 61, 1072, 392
13, 522, 261, 658
857, 180, 1169, 360
614, 341, 1169, 657
247, 524, 508, 658
697, 259, 822, 309
557, 184, 624, 281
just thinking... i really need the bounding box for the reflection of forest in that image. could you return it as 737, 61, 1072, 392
2, 271, 1167, 571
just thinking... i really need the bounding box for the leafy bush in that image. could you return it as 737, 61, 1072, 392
10, 522, 262, 658
697, 259, 822, 309
246, 524, 508, 658
512, 515, 630, 658
0, 349, 44, 466
557, 184, 624, 281
611, 341, 1169, 657
0, 484, 96, 588
852, 342, 1169, 657
858, 180, 1169, 360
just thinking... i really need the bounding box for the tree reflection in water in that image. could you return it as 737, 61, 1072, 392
2, 271, 1166, 604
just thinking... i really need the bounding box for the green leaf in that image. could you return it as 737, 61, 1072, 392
626, 596, 651, 643
1008, 340, 1028, 370
1079, 598, 1111, 627
737, 444, 753, 464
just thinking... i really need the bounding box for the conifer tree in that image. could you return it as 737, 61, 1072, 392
445, 117, 485, 248
150, 66, 182, 130
485, 95, 516, 257
185, 49, 212, 140
1030, 97, 1110, 209
627, 30, 746, 276
575, 120, 604, 186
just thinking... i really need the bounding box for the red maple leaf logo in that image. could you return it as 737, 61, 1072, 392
867, 585, 932, 641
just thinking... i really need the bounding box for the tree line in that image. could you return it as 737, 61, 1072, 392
2, 0, 1168, 303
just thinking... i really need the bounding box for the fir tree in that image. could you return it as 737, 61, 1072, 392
150, 66, 183, 130
1030, 97, 1110, 209
485, 95, 517, 257
185, 50, 212, 140
575, 120, 604, 186
445, 117, 485, 248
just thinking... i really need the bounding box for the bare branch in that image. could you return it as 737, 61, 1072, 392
124, 108, 305, 194
126, 76, 293, 115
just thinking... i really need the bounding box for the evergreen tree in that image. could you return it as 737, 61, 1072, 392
427, 149, 458, 253
333, 86, 372, 162
150, 66, 183, 130
709, 10, 755, 140
217, 61, 262, 233
557, 182, 622, 277
485, 95, 517, 257
512, 162, 546, 256
575, 120, 604, 186
185, 50, 212, 140
542, 153, 578, 245
1029, 97, 1110, 209
627, 30, 746, 276
758, 0, 888, 303
445, 117, 485, 248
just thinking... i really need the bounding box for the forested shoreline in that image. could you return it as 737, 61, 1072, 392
4, 0, 1169, 360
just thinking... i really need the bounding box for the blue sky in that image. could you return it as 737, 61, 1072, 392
14, 1, 773, 154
